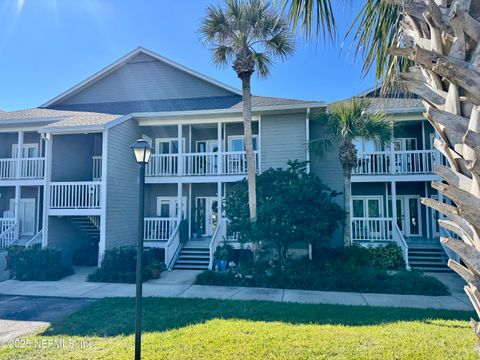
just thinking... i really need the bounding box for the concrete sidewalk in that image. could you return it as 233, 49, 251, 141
0, 269, 473, 311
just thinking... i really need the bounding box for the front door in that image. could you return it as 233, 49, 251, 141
195, 197, 218, 237
10, 198, 35, 236
389, 196, 421, 237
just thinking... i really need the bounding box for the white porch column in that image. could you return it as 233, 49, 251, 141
391, 181, 397, 231
389, 130, 395, 174
42, 134, 52, 248
217, 122, 223, 175
16, 130, 24, 179
217, 181, 222, 232
188, 183, 192, 237
98, 130, 108, 266
177, 124, 183, 176
425, 182, 430, 239
177, 182, 183, 222
14, 186, 20, 240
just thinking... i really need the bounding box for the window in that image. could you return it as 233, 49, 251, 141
352, 196, 383, 218
155, 138, 186, 154
228, 136, 258, 152
12, 144, 39, 158
352, 138, 378, 153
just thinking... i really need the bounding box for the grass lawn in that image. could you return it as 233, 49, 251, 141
0, 297, 477, 359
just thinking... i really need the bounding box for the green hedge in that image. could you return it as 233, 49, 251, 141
88, 247, 165, 283
7, 246, 72, 281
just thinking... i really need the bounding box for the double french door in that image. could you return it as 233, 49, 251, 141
195, 197, 218, 237
388, 196, 421, 237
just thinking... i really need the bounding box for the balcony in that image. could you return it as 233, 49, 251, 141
49, 182, 101, 215
0, 158, 45, 181
146, 151, 259, 178
144, 217, 178, 242
353, 150, 444, 178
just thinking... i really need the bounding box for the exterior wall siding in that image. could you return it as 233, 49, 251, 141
260, 112, 307, 170
105, 119, 142, 249
60, 54, 234, 105
51, 134, 98, 181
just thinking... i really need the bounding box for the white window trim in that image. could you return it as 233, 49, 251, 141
227, 135, 259, 152
156, 196, 187, 218
12, 143, 39, 158
154, 137, 186, 154
351, 196, 384, 218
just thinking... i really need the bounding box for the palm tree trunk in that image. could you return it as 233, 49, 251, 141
343, 171, 352, 247
241, 75, 257, 221
391, 0, 480, 352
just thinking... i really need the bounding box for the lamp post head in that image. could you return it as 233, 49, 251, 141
130, 139, 153, 164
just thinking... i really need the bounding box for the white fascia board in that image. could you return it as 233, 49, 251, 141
39, 125, 105, 134
41, 47, 242, 107
133, 102, 324, 121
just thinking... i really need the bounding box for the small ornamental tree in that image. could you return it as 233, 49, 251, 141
226, 161, 343, 264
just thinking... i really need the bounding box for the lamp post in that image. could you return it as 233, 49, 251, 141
130, 139, 152, 360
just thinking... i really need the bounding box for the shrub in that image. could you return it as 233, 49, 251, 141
7, 246, 72, 281
369, 244, 405, 270
195, 256, 448, 296
214, 244, 234, 261
88, 247, 165, 283
226, 161, 343, 263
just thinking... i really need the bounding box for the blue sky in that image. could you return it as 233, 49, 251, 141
0, 0, 375, 111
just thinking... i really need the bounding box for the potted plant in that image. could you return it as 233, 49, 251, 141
214, 244, 233, 272
148, 260, 165, 279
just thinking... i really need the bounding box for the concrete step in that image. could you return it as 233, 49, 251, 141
174, 264, 209, 270
178, 255, 210, 260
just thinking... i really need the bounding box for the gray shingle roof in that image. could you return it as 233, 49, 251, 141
367, 97, 424, 112
0, 107, 121, 130
47, 95, 319, 115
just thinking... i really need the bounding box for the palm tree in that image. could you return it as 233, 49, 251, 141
284, 0, 480, 352
315, 98, 392, 246
199, 0, 295, 225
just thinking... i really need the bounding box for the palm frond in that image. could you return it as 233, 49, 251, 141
284, 0, 337, 40
251, 52, 273, 77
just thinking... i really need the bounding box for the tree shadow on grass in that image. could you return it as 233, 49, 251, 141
44, 297, 474, 337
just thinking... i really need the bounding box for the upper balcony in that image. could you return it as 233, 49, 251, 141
0, 131, 46, 184
142, 122, 260, 182
353, 149, 444, 178
146, 151, 259, 178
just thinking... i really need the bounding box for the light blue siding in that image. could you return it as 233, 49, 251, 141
60, 53, 234, 105
260, 112, 307, 170
105, 119, 142, 249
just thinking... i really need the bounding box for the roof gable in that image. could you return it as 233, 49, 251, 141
43, 47, 241, 107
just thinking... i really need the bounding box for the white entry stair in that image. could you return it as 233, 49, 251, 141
173, 240, 210, 270
408, 242, 450, 272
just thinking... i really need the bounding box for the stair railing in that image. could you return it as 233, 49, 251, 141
208, 222, 223, 270
164, 223, 182, 271
392, 222, 410, 270
0, 222, 17, 249
24, 229, 43, 248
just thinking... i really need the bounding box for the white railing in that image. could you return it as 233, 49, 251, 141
49, 182, 101, 209
223, 151, 259, 175
92, 156, 102, 181
164, 223, 182, 271
354, 150, 438, 176
0, 159, 16, 179
25, 230, 43, 248
0, 222, 17, 248
392, 222, 410, 270
146, 151, 259, 177
144, 217, 178, 241
208, 222, 223, 270
0, 218, 15, 234
351, 217, 393, 242
20, 158, 45, 179
183, 152, 218, 175
146, 154, 178, 177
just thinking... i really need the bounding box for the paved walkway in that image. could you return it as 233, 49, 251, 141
0, 269, 473, 311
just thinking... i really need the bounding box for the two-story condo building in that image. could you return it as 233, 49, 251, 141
0, 47, 450, 271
